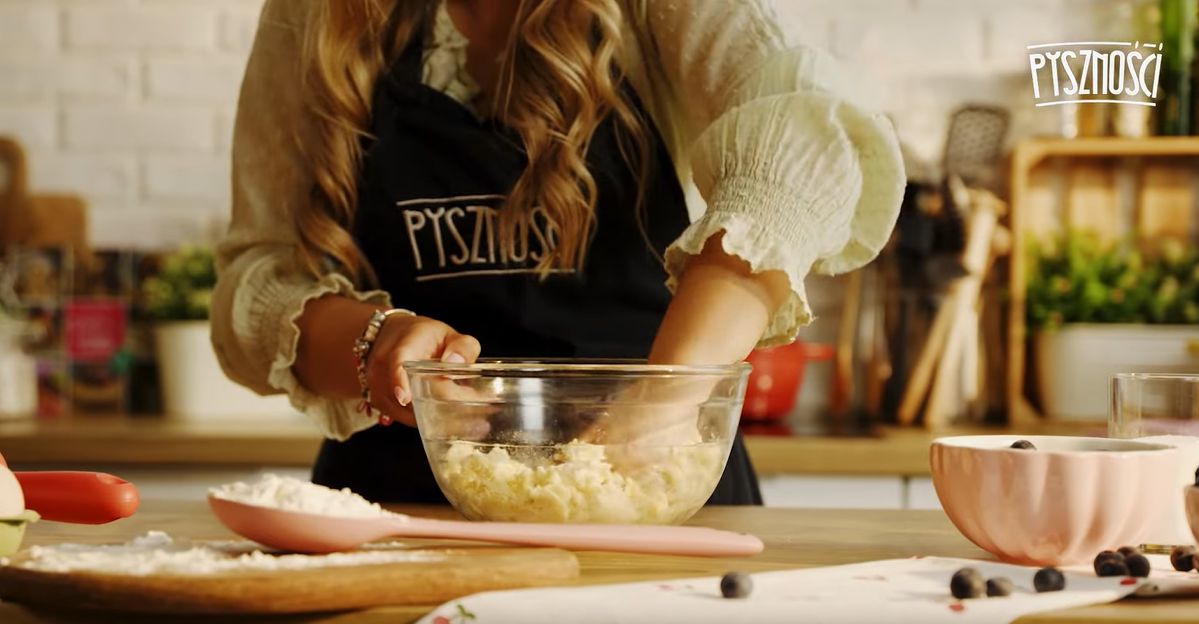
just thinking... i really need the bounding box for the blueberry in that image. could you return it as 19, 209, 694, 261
720, 571, 752, 599
1170, 545, 1196, 571
1033, 567, 1066, 592
985, 577, 1013, 597
950, 567, 985, 599
1117, 546, 1141, 558
1097, 559, 1131, 577
1125, 554, 1151, 578
1098, 552, 1122, 576
1010, 439, 1036, 450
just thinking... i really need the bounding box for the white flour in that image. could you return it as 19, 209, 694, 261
207, 474, 392, 519
3, 531, 443, 575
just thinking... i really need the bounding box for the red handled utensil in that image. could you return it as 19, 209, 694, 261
13, 471, 139, 524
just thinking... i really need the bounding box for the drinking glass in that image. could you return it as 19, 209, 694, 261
1111, 373, 1199, 438
1110, 373, 1199, 548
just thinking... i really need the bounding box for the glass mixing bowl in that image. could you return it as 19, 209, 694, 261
406, 359, 750, 525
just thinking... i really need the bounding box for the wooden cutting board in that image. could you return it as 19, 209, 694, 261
0, 135, 89, 255
0, 136, 29, 244
0, 545, 578, 615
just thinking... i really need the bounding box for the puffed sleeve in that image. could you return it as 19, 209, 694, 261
641, 0, 905, 345
211, 0, 389, 440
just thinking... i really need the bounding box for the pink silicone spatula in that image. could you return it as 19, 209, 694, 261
208, 496, 764, 557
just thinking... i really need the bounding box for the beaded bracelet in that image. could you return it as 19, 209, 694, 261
353, 308, 415, 426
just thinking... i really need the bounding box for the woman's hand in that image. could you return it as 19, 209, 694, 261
585, 377, 708, 444
293, 296, 481, 428
364, 314, 482, 426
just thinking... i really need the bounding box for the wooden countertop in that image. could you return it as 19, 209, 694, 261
0, 417, 324, 468
0, 501, 1187, 623
0, 416, 1106, 476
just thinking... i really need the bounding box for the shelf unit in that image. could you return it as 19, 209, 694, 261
1007, 136, 1199, 424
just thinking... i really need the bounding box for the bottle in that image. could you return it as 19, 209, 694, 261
1157, 0, 1196, 135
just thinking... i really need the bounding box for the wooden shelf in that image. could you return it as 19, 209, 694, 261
1006, 136, 1199, 425
1014, 136, 1199, 167
0, 416, 323, 467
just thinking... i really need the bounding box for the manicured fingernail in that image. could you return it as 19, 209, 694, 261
394, 387, 410, 406
443, 352, 466, 364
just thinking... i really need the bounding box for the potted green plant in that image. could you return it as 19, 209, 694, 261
142, 246, 293, 419
1027, 232, 1199, 420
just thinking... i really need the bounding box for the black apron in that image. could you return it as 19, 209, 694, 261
312, 28, 761, 507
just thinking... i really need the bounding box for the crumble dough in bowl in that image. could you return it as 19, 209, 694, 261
405, 359, 750, 524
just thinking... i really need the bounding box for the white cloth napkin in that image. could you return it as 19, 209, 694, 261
418, 556, 1199, 624
1113, 554, 1199, 598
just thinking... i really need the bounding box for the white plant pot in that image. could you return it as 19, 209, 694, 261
1033, 324, 1199, 420
154, 321, 296, 419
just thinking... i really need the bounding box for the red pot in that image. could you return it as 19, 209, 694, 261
741, 341, 834, 421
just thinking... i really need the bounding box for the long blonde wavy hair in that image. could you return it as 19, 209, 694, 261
296, 0, 651, 283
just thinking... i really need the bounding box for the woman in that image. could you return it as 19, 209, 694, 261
212, 0, 904, 504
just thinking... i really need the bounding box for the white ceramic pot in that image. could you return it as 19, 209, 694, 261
154, 321, 296, 419
1034, 324, 1199, 420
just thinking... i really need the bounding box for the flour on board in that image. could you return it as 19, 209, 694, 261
3, 531, 441, 575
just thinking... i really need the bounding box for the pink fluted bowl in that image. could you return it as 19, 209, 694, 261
931, 435, 1177, 566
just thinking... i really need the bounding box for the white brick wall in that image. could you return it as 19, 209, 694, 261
64, 107, 217, 151
145, 59, 246, 103
0, 0, 1154, 249
65, 7, 218, 51
0, 106, 57, 149
810, 0, 1155, 164
0, 4, 59, 50
0, 59, 130, 100
27, 153, 136, 201
0, 0, 264, 249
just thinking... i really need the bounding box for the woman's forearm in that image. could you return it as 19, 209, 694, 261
292, 296, 481, 425
649, 233, 791, 365
293, 296, 383, 400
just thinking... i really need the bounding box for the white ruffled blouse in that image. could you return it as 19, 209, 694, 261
421, 2, 480, 112
212, 0, 906, 440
